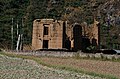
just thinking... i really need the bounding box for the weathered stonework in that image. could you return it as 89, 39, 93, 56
32, 19, 100, 51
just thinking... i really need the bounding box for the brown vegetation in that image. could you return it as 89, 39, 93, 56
39, 57, 120, 78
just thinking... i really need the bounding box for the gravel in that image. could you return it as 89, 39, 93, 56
0, 54, 104, 79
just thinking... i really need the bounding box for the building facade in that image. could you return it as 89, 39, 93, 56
32, 19, 100, 51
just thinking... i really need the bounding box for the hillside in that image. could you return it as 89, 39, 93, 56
0, 0, 120, 49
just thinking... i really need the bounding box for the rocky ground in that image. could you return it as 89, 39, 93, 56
0, 54, 104, 79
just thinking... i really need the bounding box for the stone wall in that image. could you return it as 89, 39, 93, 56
32, 19, 100, 51
6, 50, 120, 60
32, 19, 64, 50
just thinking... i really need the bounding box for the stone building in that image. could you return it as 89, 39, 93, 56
32, 19, 100, 51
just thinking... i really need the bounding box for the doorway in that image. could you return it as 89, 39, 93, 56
43, 40, 49, 49
73, 24, 82, 51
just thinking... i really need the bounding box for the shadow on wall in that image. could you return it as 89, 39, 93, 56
65, 37, 71, 50
81, 37, 91, 52
92, 38, 97, 46
63, 22, 71, 50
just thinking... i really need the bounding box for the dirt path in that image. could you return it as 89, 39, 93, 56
40, 57, 120, 78
0, 54, 103, 79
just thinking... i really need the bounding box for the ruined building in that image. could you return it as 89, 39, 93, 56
32, 19, 100, 51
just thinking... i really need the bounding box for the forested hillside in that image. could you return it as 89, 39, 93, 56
0, 0, 120, 49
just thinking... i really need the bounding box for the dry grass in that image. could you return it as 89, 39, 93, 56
0, 52, 119, 79
0, 53, 104, 79
39, 57, 120, 78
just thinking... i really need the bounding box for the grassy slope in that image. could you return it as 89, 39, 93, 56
0, 52, 119, 79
